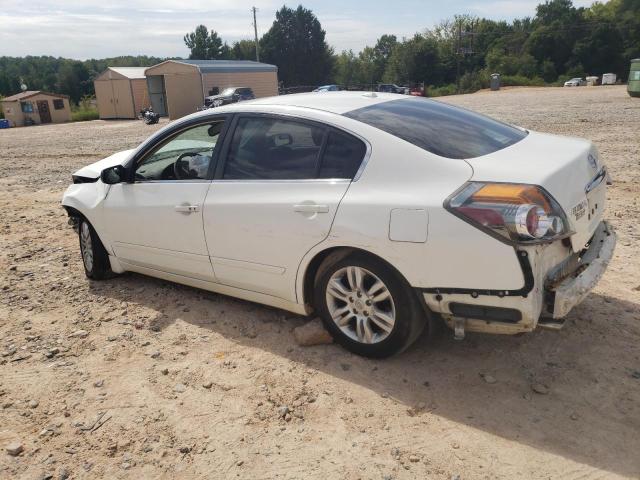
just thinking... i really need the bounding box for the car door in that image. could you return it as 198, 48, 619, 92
102, 118, 228, 281
203, 114, 368, 301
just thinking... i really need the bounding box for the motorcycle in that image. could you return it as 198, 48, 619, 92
139, 106, 160, 125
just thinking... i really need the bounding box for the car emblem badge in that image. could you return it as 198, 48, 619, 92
587, 154, 597, 170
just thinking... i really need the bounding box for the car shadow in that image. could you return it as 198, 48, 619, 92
88, 273, 640, 477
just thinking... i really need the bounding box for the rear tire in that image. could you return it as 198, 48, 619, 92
79, 219, 111, 280
314, 253, 426, 358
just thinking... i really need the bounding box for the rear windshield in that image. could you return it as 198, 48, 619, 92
344, 97, 527, 159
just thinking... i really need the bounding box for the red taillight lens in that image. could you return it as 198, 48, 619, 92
446, 183, 570, 244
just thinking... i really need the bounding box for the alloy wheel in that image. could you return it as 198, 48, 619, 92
325, 266, 396, 344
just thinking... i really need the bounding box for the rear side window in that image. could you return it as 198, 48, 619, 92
223, 117, 324, 180
344, 97, 527, 159
319, 131, 366, 179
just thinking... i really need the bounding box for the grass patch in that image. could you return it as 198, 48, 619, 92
426, 84, 458, 97
71, 95, 99, 122
500, 75, 546, 87
71, 108, 99, 122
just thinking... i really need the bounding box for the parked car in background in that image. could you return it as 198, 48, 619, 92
63, 92, 615, 358
204, 87, 255, 108
313, 85, 340, 92
601, 73, 617, 85
377, 84, 405, 94
564, 78, 586, 87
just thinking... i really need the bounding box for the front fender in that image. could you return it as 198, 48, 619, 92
61, 182, 113, 253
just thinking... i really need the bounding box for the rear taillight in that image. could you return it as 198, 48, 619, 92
446, 182, 571, 244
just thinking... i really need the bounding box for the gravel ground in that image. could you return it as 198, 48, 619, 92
1, 85, 639, 480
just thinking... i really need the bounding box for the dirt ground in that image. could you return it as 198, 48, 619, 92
1, 85, 639, 480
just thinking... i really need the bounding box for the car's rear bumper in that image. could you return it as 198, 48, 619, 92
546, 220, 616, 319
421, 220, 615, 336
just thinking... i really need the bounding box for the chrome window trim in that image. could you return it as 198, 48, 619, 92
128, 114, 230, 179
210, 178, 351, 184
130, 179, 212, 185
217, 110, 372, 182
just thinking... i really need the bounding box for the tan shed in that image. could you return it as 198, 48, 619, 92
144, 60, 278, 120
94, 67, 150, 119
0, 91, 71, 127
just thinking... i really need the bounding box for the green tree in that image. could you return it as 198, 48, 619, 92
260, 5, 334, 85
231, 40, 258, 60
57, 61, 91, 104
333, 50, 359, 86
372, 34, 397, 81
184, 25, 225, 60
525, 0, 584, 75
384, 34, 442, 86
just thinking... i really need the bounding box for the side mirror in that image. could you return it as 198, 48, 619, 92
101, 165, 126, 184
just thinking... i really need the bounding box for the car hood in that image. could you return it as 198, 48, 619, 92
72, 149, 135, 179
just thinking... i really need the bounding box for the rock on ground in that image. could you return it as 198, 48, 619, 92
293, 319, 334, 346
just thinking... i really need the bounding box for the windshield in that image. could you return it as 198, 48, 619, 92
344, 97, 528, 159
222, 88, 236, 96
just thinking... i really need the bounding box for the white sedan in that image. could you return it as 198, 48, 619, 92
564, 77, 586, 87
62, 92, 615, 357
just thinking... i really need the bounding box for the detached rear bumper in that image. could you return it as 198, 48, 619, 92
547, 221, 616, 319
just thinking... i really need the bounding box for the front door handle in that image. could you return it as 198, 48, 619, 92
174, 205, 200, 214
293, 204, 329, 214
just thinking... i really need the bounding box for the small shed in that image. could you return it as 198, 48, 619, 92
586, 76, 600, 86
144, 60, 278, 120
94, 67, 150, 119
0, 91, 71, 127
627, 59, 640, 97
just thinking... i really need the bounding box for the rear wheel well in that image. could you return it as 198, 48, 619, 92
302, 247, 427, 314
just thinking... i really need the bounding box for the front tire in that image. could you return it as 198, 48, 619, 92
79, 219, 111, 280
314, 253, 426, 358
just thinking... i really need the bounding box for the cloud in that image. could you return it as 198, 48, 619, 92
0, 0, 602, 59
0, 0, 279, 58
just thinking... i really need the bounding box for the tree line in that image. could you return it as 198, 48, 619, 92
1, 0, 638, 104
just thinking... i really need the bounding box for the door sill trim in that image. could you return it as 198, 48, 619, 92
118, 260, 308, 315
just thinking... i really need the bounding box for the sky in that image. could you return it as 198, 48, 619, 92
0, 0, 596, 60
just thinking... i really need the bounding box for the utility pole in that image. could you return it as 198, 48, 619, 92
456, 19, 462, 94
252, 7, 260, 62
455, 18, 476, 94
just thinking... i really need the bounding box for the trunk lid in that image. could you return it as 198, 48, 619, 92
465, 131, 607, 251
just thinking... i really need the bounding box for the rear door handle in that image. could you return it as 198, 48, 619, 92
294, 204, 329, 214
174, 205, 200, 214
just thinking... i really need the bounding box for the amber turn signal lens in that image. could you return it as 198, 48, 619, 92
469, 184, 552, 212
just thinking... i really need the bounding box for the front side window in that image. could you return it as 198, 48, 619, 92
135, 121, 225, 181
223, 117, 324, 180
344, 97, 527, 159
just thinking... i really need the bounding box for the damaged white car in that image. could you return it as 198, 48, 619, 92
62, 92, 616, 357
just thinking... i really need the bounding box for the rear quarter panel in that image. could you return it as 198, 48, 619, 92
298, 123, 526, 298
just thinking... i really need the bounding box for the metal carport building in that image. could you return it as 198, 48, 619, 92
144, 60, 278, 120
